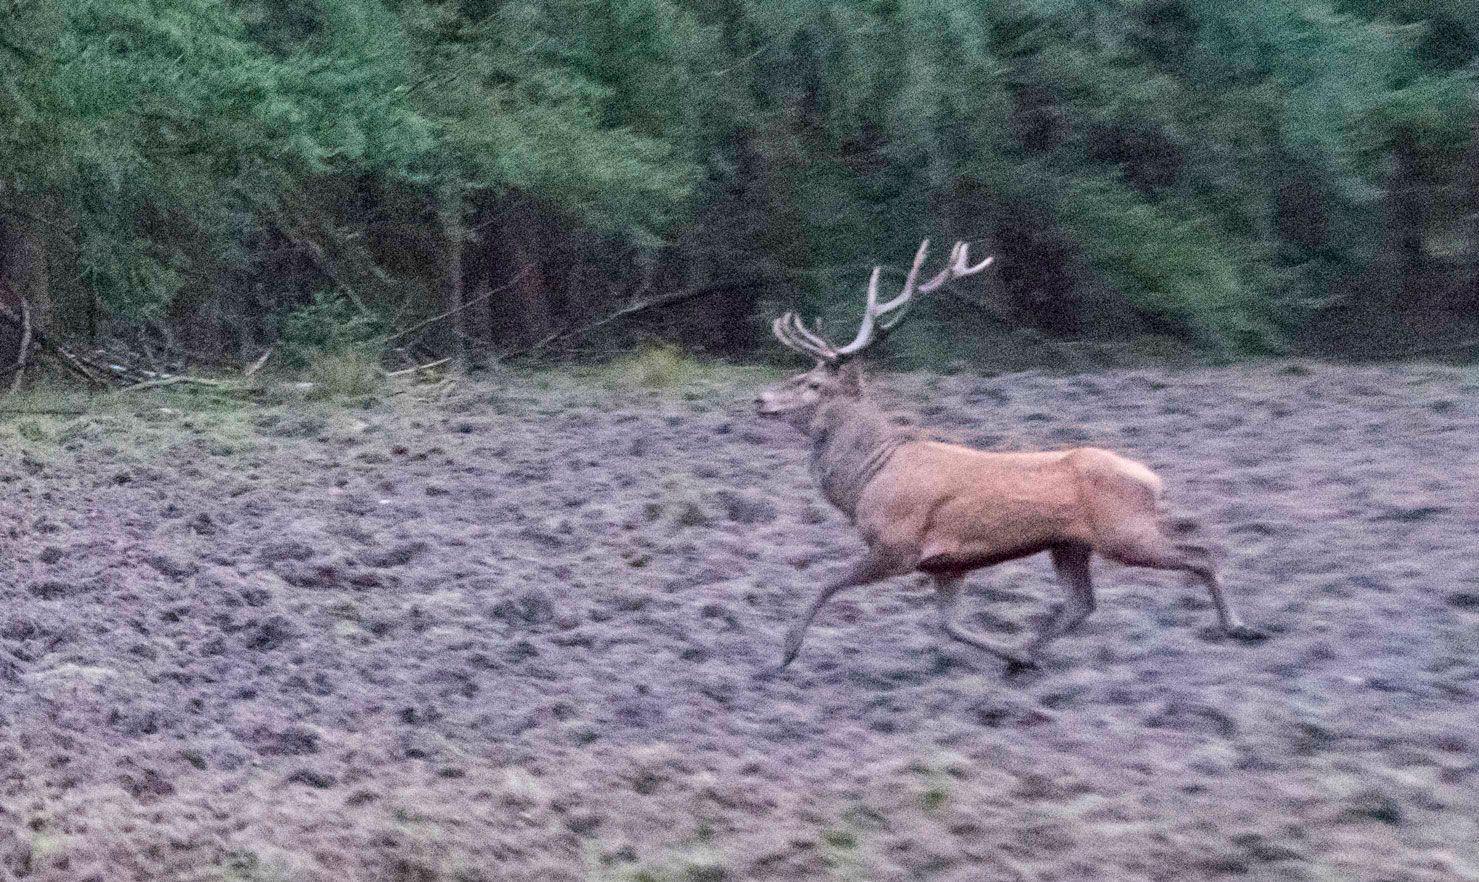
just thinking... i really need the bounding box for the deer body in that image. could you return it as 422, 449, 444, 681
863, 442, 1151, 572
760, 240, 1262, 671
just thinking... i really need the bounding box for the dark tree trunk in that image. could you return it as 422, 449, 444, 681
507, 197, 552, 345
433, 193, 466, 363
0, 210, 51, 375
1386, 130, 1428, 310
462, 194, 554, 349
1467, 101, 1479, 306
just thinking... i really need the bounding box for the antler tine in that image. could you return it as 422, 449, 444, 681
876, 239, 932, 313
776, 238, 994, 362
785, 313, 840, 359
772, 313, 838, 361
915, 242, 963, 293
772, 314, 804, 353
917, 241, 994, 293
832, 266, 884, 356
960, 248, 994, 275
772, 315, 813, 357
835, 242, 930, 356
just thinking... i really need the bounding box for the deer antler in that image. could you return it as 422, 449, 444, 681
771, 313, 838, 362
770, 240, 993, 363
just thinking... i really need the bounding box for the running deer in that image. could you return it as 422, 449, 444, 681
756, 240, 1264, 670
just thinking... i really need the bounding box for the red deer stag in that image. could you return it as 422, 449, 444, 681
756, 240, 1264, 670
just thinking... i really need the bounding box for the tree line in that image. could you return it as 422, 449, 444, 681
1, 0, 1475, 376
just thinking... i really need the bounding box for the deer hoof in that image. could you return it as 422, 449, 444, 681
1225, 624, 1268, 642
1003, 655, 1039, 673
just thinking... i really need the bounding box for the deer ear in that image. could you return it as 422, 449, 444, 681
837, 361, 864, 393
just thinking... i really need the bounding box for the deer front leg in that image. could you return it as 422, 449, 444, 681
779, 549, 900, 669
934, 573, 1035, 669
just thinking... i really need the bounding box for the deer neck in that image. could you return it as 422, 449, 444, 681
806, 397, 913, 520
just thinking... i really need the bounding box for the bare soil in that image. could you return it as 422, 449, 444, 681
2, 361, 1478, 882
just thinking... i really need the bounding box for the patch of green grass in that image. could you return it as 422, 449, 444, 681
15, 831, 75, 876
904, 752, 970, 813
586, 346, 782, 394
683, 860, 728, 882
821, 830, 857, 849
306, 349, 383, 400
15, 419, 46, 441
212, 849, 294, 882
0, 378, 91, 415
607, 344, 703, 389
1, 382, 95, 445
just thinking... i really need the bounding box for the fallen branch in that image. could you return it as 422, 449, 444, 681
0, 283, 108, 387
8, 295, 31, 394
243, 348, 273, 378
384, 357, 451, 378
498, 285, 713, 362
119, 375, 233, 393
380, 267, 531, 347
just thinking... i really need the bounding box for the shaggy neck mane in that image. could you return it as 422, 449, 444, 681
806, 396, 916, 520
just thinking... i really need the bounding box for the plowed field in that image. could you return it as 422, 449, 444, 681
2, 362, 1477, 881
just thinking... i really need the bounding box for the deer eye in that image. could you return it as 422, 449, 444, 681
806, 380, 822, 390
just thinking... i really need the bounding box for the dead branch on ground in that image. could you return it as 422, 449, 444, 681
118, 375, 234, 393
384, 357, 451, 378
380, 267, 531, 347
498, 285, 713, 362
244, 348, 273, 378
0, 283, 108, 388
1, 294, 31, 394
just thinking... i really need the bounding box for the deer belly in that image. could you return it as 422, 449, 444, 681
916, 542, 1057, 573
916, 496, 1085, 572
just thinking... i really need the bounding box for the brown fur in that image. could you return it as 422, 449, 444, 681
757, 362, 1263, 670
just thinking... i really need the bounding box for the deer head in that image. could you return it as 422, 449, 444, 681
756, 239, 993, 429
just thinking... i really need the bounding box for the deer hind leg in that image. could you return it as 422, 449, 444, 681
1101, 520, 1264, 641
933, 572, 1034, 669
779, 549, 904, 669
1023, 542, 1096, 660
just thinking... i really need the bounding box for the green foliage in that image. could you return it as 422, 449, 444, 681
1, 0, 1475, 362
1058, 176, 1278, 352
274, 290, 388, 368
402, 0, 702, 246
1356, 72, 1474, 162
33, 0, 435, 326
0, 0, 68, 185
